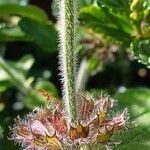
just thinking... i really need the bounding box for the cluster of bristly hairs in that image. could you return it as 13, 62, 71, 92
9, 89, 129, 150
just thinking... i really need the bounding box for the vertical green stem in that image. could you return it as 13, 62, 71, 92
58, 0, 77, 126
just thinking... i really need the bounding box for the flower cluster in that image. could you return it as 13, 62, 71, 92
9, 90, 128, 150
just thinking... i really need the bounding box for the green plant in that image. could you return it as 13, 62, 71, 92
0, 0, 150, 150
8, 0, 129, 150
58, 0, 77, 126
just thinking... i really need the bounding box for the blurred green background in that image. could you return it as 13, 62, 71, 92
0, 0, 150, 149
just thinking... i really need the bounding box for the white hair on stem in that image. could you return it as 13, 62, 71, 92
57, 0, 79, 127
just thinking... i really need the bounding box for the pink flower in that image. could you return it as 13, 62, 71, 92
9, 90, 129, 149
106, 108, 128, 130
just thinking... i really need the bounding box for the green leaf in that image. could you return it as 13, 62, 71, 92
0, 26, 29, 41
131, 39, 150, 68
0, 72, 12, 92
0, 0, 20, 4
116, 142, 150, 150
19, 18, 58, 52
114, 88, 150, 118
5, 55, 34, 78
97, 0, 130, 11
0, 55, 34, 92
0, 4, 48, 23
143, 0, 150, 9
80, 6, 132, 42
113, 88, 150, 149
11, 54, 35, 76
0, 125, 3, 138
87, 55, 102, 74
79, 0, 93, 8
115, 125, 150, 149
24, 90, 46, 109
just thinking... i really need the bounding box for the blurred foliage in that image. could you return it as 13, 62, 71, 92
0, 3, 57, 52
79, 0, 150, 149
114, 88, 150, 149
0, 4, 48, 22
19, 18, 57, 52
0, 0, 150, 149
80, 0, 150, 67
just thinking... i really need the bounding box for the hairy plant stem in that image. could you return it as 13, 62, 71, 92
58, 0, 77, 126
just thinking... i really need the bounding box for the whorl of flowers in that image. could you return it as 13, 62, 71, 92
9, 89, 129, 150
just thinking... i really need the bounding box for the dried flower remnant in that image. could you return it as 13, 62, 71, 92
9, 89, 129, 150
